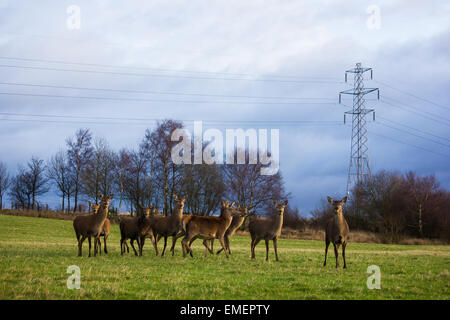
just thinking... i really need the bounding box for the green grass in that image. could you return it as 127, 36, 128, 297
0, 214, 448, 300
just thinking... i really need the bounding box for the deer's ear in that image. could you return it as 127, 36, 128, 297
99, 194, 104, 200
342, 196, 348, 204
327, 196, 332, 204
283, 200, 288, 206
273, 200, 278, 206
173, 194, 178, 201
230, 201, 236, 208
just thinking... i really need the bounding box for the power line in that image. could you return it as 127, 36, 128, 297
0, 112, 343, 127
382, 96, 450, 122
371, 132, 450, 159
380, 98, 450, 127
0, 91, 339, 105
375, 79, 450, 111
375, 121, 450, 149
0, 81, 336, 101
377, 115, 450, 143
0, 56, 342, 81
0, 64, 344, 84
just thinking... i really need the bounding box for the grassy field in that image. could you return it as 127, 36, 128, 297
0, 214, 448, 300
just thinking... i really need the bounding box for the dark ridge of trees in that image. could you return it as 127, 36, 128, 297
0, 161, 11, 210
9, 157, 49, 210
312, 170, 450, 242
66, 128, 93, 212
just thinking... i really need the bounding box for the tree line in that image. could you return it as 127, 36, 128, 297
312, 170, 450, 241
0, 120, 296, 220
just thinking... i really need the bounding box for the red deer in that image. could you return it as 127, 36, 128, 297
216, 204, 248, 255
73, 194, 113, 257
88, 201, 111, 254
181, 200, 239, 259
150, 194, 186, 257
249, 200, 287, 261
119, 207, 158, 256
323, 196, 349, 269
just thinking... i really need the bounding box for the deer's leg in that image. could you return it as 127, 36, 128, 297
130, 239, 138, 256
251, 237, 260, 260
342, 242, 347, 269
265, 239, 270, 261
182, 235, 193, 258
170, 234, 178, 256
120, 238, 124, 255
139, 237, 145, 257
323, 239, 330, 267
161, 236, 168, 257
88, 236, 92, 258
219, 237, 229, 259
225, 235, 231, 255
170, 231, 184, 255
203, 240, 209, 257
104, 235, 108, 254
273, 237, 279, 262
150, 234, 159, 256
333, 243, 340, 268
95, 236, 102, 255
78, 236, 86, 257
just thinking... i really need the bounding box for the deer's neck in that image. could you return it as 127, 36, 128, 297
273, 214, 284, 234
334, 211, 346, 230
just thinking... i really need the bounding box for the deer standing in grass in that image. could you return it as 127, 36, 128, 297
150, 194, 186, 257
119, 207, 158, 256
73, 194, 113, 257
89, 201, 111, 254
181, 200, 239, 259
323, 196, 349, 269
216, 204, 248, 255
249, 200, 287, 261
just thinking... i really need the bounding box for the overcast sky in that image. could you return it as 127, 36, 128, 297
0, 0, 449, 214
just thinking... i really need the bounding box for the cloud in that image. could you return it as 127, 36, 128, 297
0, 0, 449, 213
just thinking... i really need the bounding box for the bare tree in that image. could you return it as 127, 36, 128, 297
67, 129, 93, 212
27, 157, 49, 210
182, 163, 225, 215
142, 120, 183, 215
82, 138, 116, 204
0, 161, 11, 210
47, 151, 72, 212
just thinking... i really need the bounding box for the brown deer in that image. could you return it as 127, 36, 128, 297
73, 194, 113, 257
181, 200, 238, 259
249, 200, 287, 261
89, 201, 111, 254
323, 196, 349, 269
169, 213, 193, 256
150, 194, 186, 257
119, 207, 158, 256
216, 204, 248, 255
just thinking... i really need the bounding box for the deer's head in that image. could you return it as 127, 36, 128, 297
327, 196, 347, 215
173, 194, 186, 210
273, 200, 288, 216
89, 201, 100, 214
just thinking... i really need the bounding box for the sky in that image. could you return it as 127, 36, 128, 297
0, 0, 449, 215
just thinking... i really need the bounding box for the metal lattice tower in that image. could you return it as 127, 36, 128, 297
339, 63, 379, 195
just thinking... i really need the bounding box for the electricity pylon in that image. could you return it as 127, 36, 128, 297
339, 63, 379, 195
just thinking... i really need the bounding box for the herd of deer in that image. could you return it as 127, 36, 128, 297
73, 194, 350, 268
